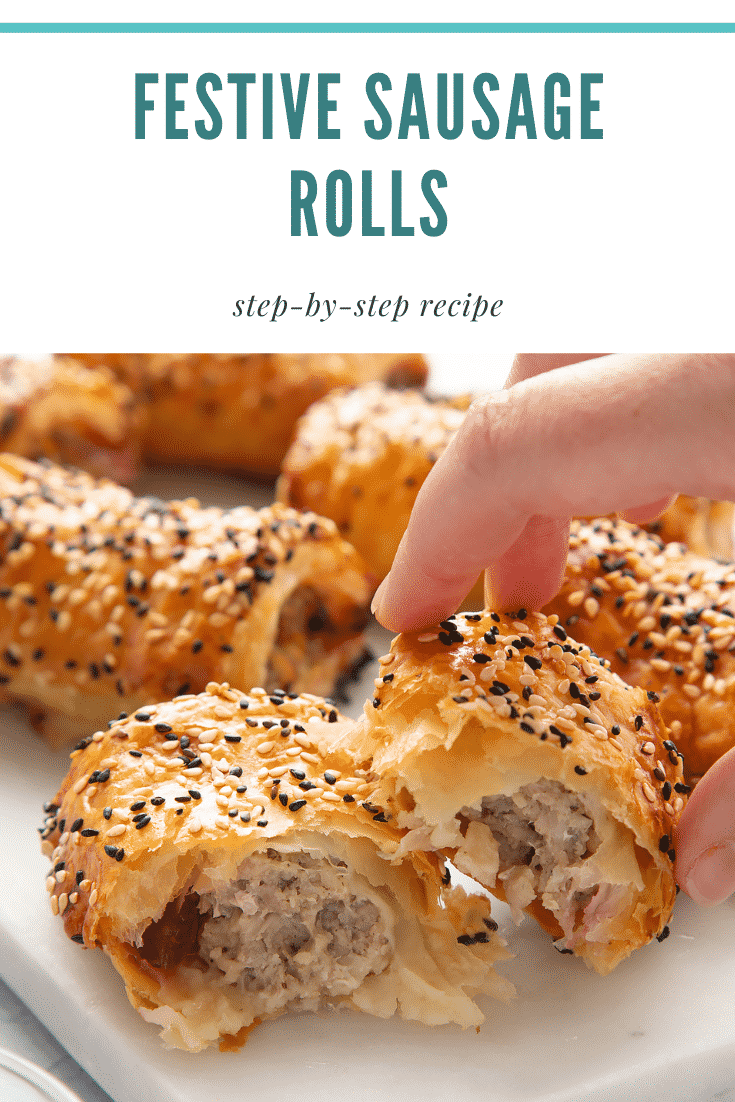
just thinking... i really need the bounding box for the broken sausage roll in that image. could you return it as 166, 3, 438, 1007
39, 685, 511, 1051
342, 610, 686, 975
0, 455, 371, 746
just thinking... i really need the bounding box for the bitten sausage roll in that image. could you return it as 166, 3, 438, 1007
340, 610, 684, 975
39, 684, 511, 1051
0, 356, 140, 482
544, 516, 735, 781
278, 383, 476, 590
70, 353, 428, 479
0, 455, 371, 746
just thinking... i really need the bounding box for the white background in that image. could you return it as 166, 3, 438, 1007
0, 19, 733, 349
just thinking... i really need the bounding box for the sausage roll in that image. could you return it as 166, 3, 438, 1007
70, 353, 428, 479
0, 455, 371, 746
278, 383, 480, 601
544, 516, 735, 780
0, 356, 140, 482
340, 610, 684, 975
39, 685, 511, 1051
645, 496, 734, 559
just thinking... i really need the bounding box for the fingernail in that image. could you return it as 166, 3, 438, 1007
683, 841, 735, 906
371, 576, 390, 620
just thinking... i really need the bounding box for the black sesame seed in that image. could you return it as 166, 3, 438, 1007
457, 934, 473, 946
151, 796, 166, 805
343, 794, 355, 802
520, 722, 535, 734
115, 849, 125, 861
553, 625, 568, 641
174, 796, 191, 803
130, 800, 146, 811
103, 807, 112, 820
662, 782, 672, 801
104, 845, 118, 858
674, 782, 692, 794
229, 766, 243, 778
634, 715, 644, 731
135, 816, 151, 829
524, 655, 542, 670
615, 647, 629, 664
659, 835, 670, 852
289, 800, 307, 812
70, 818, 84, 833
155, 723, 173, 734
574, 766, 587, 776
129, 750, 142, 758
80, 828, 99, 837
76, 871, 84, 884
372, 698, 380, 708
224, 735, 242, 743
71, 934, 85, 944
134, 713, 151, 722
656, 925, 670, 943
559, 734, 572, 748
611, 725, 621, 736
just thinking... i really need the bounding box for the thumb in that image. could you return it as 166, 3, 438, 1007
676, 748, 735, 905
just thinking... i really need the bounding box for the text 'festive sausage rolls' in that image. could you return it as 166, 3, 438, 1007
341, 610, 685, 976
39, 685, 511, 1051
0, 356, 140, 483
70, 353, 428, 479
544, 517, 735, 781
0, 455, 371, 746
278, 383, 473, 587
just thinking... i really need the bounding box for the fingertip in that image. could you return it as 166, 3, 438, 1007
675, 746, 735, 905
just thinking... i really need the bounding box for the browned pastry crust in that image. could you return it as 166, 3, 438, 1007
646, 496, 734, 559
39, 684, 511, 1051
544, 517, 735, 781
0, 455, 371, 746
278, 383, 480, 600
340, 609, 684, 975
70, 354, 428, 478
0, 356, 140, 482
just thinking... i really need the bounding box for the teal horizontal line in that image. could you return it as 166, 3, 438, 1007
0, 22, 734, 33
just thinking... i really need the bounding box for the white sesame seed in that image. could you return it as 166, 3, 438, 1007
215, 816, 230, 829
182, 767, 203, 776
642, 783, 656, 803
50, 895, 59, 915
106, 824, 127, 838
89, 889, 98, 906
641, 741, 656, 755
293, 734, 313, 749
58, 893, 69, 915
584, 597, 600, 618
519, 673, 536, 687
567, 590, 585, 607
558, 679, 571, 695
320, 791, 341, 802
188, 819, 202, 833
301, 752, 319, 764
256, 741, 275, 755
55, 869, 67, 884
72, 777, 88, 794
682, 684, 701, 699
216, 795, 229, 809
417, 633, 438, 643
45, 876, 55, 893
528, 694, 546, 708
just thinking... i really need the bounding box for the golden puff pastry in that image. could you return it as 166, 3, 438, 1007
544, 516, 735, 781
39, 684, 512, 1051
0, 355, 140, 482
645, 496, 734, 559
70, 353, 428, 479
0, 455, 371, 747
278, 383, 479, 599
339, 609, 685, 975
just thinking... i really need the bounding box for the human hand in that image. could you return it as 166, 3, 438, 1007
371, 352, 735, 630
